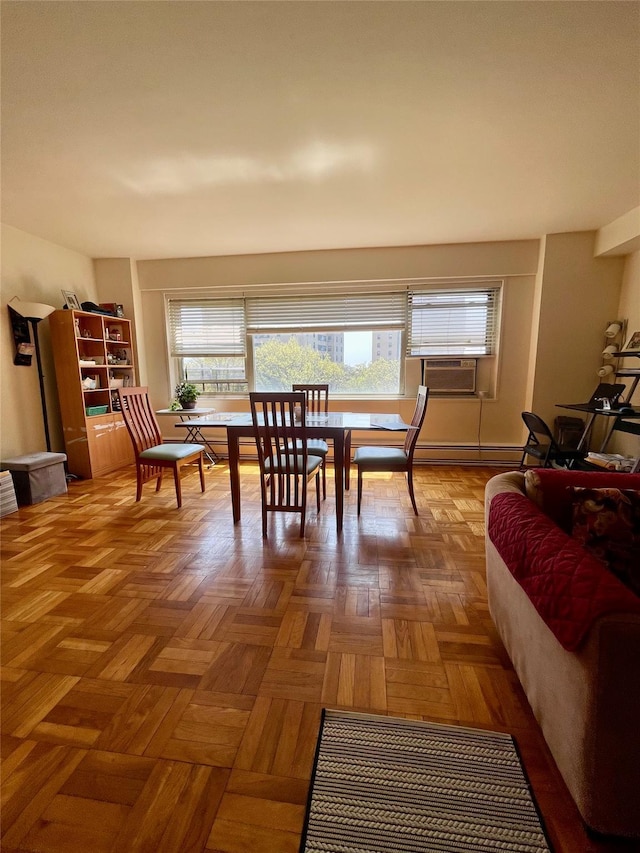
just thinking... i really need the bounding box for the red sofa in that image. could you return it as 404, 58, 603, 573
485, 469, 640, 838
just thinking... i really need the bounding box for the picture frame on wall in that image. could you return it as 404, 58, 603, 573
61, 290, 81, 310
624, 330, 640, 351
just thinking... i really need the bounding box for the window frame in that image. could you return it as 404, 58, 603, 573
165, 279, 502, 399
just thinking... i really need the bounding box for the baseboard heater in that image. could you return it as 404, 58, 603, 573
216, 441, 523, 467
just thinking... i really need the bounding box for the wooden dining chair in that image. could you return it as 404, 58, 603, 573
117, 387, 205, 508
250, 391, 323, 537
292, 383, 330, 499
353, 385, 429, 515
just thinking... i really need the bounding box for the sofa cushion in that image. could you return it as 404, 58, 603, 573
523, 469, 640, 533
570, 487, 640, 596
488, 491, 640, 650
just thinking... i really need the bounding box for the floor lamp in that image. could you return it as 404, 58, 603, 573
8, 297, 56, 452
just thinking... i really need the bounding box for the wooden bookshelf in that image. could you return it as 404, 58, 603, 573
49, 309, 136, 478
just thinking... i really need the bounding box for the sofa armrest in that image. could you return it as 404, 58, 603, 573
484, 471, 525, 516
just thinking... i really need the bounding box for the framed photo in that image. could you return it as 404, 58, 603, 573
624, 330, 640, 351
61, 289, 81, 310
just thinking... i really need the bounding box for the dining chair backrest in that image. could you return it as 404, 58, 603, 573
291, 384, 330, 501
117, 386, 206, 508
292, 384, 329, 414
118, 386, 163, 457
250, 391, 309, 476
250, 391, 323, 537
404, 385, 430, 458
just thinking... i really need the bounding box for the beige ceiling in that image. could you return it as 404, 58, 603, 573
1, 1, 639, 260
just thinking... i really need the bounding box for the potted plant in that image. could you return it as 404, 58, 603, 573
173, 381, 200, 410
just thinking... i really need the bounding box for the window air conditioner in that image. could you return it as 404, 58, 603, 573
422, 359, 477, 394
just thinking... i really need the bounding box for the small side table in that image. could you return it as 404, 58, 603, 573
156, 407, 218, 466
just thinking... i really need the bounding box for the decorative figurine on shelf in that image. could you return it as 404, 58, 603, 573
171, 381, 200, 410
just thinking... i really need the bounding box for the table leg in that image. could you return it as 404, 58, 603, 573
227, 430, 241, 523
334, 433, 344, 534
344, 430, 352, 490
181, 421, 217, 466
577, 413, 596, 451
599, 419, 618, 452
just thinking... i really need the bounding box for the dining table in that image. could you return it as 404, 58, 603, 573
175, 410, 410, 533
156, 406, 219, 466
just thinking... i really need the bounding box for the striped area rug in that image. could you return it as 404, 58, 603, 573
300, 710, 552, 853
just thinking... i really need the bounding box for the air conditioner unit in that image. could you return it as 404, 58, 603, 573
422, 358, 477, 394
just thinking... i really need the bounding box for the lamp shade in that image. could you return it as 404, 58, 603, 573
8, 296, 55, 321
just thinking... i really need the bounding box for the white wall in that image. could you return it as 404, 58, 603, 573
94, 258, 148, 384
135, 240, 540, 459
1, 225, 97, 457
2, 223, 633, 464
530, 231, 624, 422
610, 250, 640, 455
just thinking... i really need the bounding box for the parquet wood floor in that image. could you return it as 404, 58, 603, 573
1, 462, 636, 853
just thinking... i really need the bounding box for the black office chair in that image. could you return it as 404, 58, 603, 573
520, 411, 586, 469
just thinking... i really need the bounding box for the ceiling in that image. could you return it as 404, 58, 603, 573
1, 1, 639, 261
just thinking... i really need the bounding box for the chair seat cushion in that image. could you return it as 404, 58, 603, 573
307, 439, 329, 455
291, 439, 329, 456
140, 444, 204, 462
265, 454, 323, 475
354, 446, 408, 471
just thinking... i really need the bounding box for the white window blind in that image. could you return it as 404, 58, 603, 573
168, 298, 246, 357
407, 284, 501, 357
246, 292, 406, 333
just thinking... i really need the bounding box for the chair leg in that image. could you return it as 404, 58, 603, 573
260, 478, 268, 538
300, 482, 307, 538
316, 471, 321, 513
407, 469, 418, 515
136, 466, 143, 502
155, 471, 163, 492
198, 454, 205, 492
173, 464, 183, 508
357, 469, 363, 515
321, 460, 326, 500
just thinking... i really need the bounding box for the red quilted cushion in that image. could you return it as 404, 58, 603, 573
488, 492, 640, 650
570, 487, 640, 595
523, 469, 640, 533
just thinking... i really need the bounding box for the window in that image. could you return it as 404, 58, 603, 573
168, 298, 248, 393
167, 281, 501, 397
246, 292, 405, 394
407, 284, 501, 357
